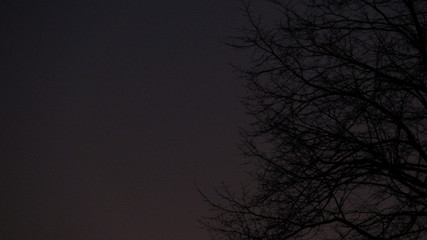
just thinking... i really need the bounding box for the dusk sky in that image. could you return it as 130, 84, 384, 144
1, 1, 251, 239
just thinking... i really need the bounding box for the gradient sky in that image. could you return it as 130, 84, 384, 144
1, 1, 250, 239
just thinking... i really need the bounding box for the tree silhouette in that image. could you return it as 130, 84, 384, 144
202, 0, 427, 239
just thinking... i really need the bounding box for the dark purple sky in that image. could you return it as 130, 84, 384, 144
1, 1, 250, 239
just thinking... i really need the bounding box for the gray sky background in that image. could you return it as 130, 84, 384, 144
1, 1, 251, 239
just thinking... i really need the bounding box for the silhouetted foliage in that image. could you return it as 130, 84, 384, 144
202, 0, 427, 239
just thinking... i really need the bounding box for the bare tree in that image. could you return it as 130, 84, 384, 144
202, 0, 427, 239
